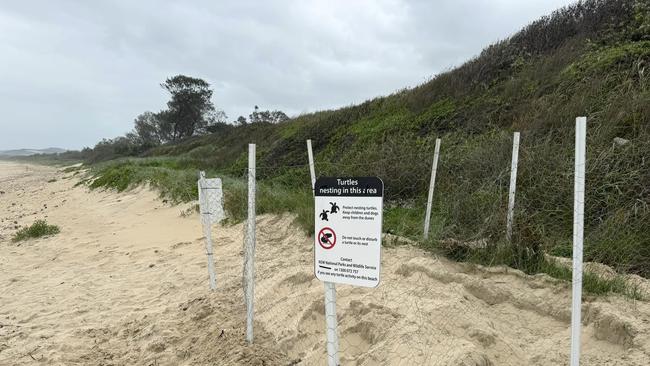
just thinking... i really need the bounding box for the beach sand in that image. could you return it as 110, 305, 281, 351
1, 161, 649, 365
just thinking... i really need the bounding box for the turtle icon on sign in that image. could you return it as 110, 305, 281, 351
319, 209, 329, 221
318, 227, 336, 249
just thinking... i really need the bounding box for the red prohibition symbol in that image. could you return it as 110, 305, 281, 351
318, 227, 336, 250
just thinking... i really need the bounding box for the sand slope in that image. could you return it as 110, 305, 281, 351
1, 161, 649, 365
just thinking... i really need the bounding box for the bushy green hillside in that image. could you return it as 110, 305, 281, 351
87, 0, 650, 280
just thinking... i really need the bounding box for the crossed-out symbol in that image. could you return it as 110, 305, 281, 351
318, 227, 336, 249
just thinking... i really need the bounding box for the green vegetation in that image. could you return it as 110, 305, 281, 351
56, 0, 650, 297
541, 259, 643, 300
61, 165, 83, 173
12, 220, 61, 242
438, 239, 644, 299
88, 160, 198, 202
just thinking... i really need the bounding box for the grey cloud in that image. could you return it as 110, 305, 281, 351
0, 0, 574, 150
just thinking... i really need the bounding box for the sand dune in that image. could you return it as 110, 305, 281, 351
1, 161, 649, 365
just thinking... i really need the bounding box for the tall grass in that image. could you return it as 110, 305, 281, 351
83, 155, 645, 299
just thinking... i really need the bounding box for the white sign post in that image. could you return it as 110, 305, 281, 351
307, 140, 340, 366
570, 117, 587, 366
197, 171, 225, 290
244, 144, 256, 344
314, 177, 383, 287
423, 138, 441, 240
506, 132, 520, 242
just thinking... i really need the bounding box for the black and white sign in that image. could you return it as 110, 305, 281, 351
314, 177, 383, 287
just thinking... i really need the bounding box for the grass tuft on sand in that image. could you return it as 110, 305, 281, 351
12, 220, 61, 242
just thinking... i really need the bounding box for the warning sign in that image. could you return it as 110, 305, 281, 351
314, 177, 383, 287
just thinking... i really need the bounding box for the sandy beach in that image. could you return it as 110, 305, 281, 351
1, 161, 649, 365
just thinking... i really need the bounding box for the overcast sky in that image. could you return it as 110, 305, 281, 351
0, 0, 576, 150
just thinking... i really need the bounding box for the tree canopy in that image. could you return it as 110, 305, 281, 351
248, 106, 290, 124
161, 75, 218, 140
85, 75, 294, 163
